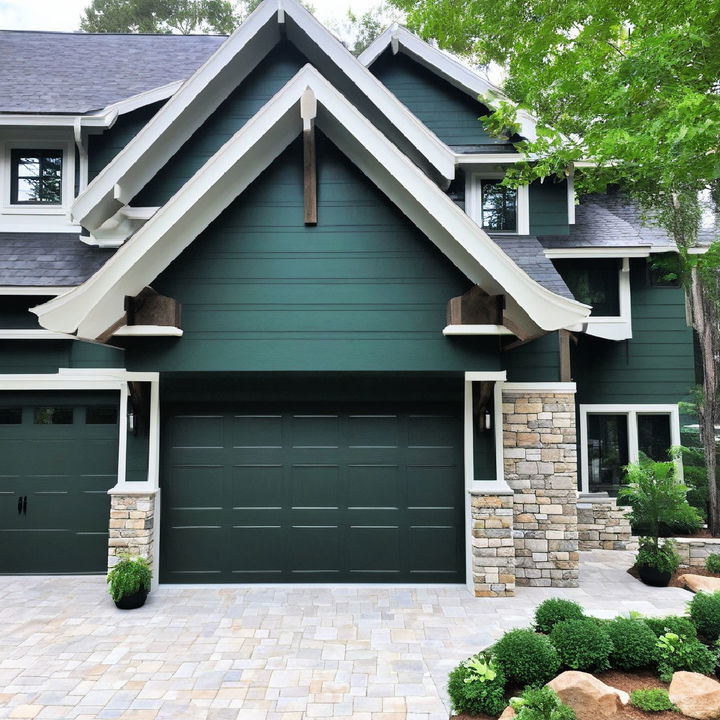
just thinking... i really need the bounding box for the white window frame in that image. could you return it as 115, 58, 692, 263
579, 403, 681, 493
0, 131, 78, 232
466, 171, 530, 235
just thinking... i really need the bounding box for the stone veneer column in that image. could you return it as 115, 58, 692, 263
471, 490, 516, 596
108, 493, 157, 570
577, 495, 637, 551
502, 388, 579, 587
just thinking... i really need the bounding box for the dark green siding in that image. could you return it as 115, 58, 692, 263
133, 44, 307, 206
124, 133, 501, 372
0, 340, 124, 374
370, 50, 512, 148
529, 179, 569, 236
573, 260, 695, 404
505, 333, 562, 382
0, 296, 52, 329
88, 102, 164, 183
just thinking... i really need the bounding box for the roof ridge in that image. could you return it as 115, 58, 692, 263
0, 28, 228, 37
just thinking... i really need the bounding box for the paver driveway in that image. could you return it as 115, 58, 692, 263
0, 551, 692, 720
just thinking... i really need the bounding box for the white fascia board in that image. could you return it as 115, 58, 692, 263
443, 324, 514, 335
0, 329, 73, 340
359, 25, 538, 142
34, 66, 590, 339
72, 0, 454, 234
543, 247, 652, 259
456, 153, 532, 165
113, 325, 183, 337
0, 286, 73, 296
0, 114, 111, 128
100, 81, 184, 118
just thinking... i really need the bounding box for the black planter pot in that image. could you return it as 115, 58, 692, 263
638, 564, 672, 587
114, 588, 149, 610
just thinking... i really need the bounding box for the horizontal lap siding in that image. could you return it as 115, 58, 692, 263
530, 180, 569, 236
574, 260, 695, 404
369, 51, 510, 148
126, 133, 500, 372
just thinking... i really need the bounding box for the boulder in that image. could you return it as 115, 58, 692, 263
498, 706, 516, 719
669, 671, 720, 719
680, 574, 720, 593
546, 671, 628, 720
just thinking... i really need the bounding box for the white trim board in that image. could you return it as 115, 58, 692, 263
33, 66, 590, 340
359, 25, 538, 142
0, 286, 73, 296
466, 172, 530, 236
579, 403, 681, 493
71, 0, 455, 234
544, 247, 652, 259
443, 324, 514, 336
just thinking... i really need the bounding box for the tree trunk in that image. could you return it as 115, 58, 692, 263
690, 268, 720, 535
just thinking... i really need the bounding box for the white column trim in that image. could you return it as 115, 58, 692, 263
502, 382, 577, 394
117, 383, 129, 486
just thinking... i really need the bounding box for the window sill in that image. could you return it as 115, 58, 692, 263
2, 206, 67, 216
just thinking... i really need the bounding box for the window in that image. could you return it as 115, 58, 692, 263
553, 259, 621, 316
34, 407, 73, 424
581, 405, 679, 494
480, 179, 517, 232
0, 408, 21, 424
10, 149, 63, 205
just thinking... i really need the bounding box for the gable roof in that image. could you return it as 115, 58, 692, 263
0, 30, 224, 115
359, 25, 538, 142
71, 0, 456, 234
33, 65, 589, 340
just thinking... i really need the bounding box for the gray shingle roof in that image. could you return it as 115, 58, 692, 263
0, 30, 225, 114
490, 234, 574, 300
0, 233, 114, 286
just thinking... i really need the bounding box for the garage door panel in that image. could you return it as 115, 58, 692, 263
347, 526, 401, 572
228, 526, 284, 573
347, 415, 400, 448
162, 526, 225, 575
407, 415, 459, 448
408, 526, 460, 574
290, 525, 341, 572
167, 466, 225, 507
0, 439, 23, 474
407, 465, 461, 508
346, 465, 401, 508
232, 414, 283, 448
290, 415, 340, 448
291, 465, 339, 508
172, 415, 224, 448
230, 465, 284, 507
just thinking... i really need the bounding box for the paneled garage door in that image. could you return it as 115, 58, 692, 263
0, 393, 119, 574
160, 404, 464, 583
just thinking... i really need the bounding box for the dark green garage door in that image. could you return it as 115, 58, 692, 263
0, 393, 119, 574
160, 404, 465, 583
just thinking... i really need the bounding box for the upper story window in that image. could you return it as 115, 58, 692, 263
480, 179, 517, 232
10, 149, 63, 205
553, 258, 621, 316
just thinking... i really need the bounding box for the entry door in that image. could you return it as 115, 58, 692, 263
161, 403, 465, 583
0, 396, 119, 574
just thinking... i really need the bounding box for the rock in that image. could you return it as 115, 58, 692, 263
669, 671, 720, 719
680, 574, 720, 593
498, 706, 516, 719
547, 671, 628, 720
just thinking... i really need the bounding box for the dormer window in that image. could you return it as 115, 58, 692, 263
11, 149, 63, 205
480, 179, 517, 232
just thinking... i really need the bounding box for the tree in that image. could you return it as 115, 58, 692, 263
390, 0, 720, 533
328, 3, 402, 56
80, 0, 241, 34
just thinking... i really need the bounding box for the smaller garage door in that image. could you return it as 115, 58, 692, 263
161, 403, 465, 583
0, 393, 119, 574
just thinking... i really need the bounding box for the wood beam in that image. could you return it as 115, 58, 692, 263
559, 329, 572, 382
303, 126, 317, 225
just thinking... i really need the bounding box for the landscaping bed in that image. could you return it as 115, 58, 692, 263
628, 563, 720, 589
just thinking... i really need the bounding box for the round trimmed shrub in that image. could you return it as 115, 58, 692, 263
605, 617, 658, 670
493, 628, 561, 688
447, 653, 507, 717
534, 598, 585, 634
706, 554, 720, 574
630, 688, 675, 712
689, 591, 720, 641
549, 618, 614, 673
644, 615, 697, 639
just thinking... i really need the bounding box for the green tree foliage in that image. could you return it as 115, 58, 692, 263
390, 0, 720, 533
80, 0, 242, 34
327, 3, 402, 56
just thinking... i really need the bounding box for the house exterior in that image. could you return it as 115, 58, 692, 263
0, 1, 697, 596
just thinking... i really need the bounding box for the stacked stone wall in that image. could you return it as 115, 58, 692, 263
471, 491, 515, 596
577, 496, 637, 551
502, 390, 579, 587
108, 493, 156, 569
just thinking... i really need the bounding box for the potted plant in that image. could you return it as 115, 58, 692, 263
107, 555, 152, 609
619, 455, 685, 586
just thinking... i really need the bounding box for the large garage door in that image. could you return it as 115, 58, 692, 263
160, 403, 465, 583
0, 393, 119, 574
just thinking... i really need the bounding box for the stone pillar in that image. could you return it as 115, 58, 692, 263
108, 493, 157, 570
502, 387, 579, 587
471, 490, 515, 597
577, 495, 637, 551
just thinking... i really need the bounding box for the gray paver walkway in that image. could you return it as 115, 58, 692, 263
0, 551, 692, 720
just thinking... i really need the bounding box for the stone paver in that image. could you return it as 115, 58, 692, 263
0, 551, 691, 720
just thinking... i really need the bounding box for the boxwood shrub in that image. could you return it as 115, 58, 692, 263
630, 688, 676, 712
549, 618, 614, 673
493, 628, 561, 688
447, 653, 507, 717
689, 591, 720, 641
644, 615, 697, 640
534, 598, 585, 634
605, 617, 658, 670
510, 687, 577, 720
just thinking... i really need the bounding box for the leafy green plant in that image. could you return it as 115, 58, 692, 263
630, 688, 676, 712
605, 617, 658, 670
643, 615, 697, 640
509, 687, 576, 720
493, 629, 561, 688
656, 631, 717, 682
534, 598, 585, 634
107, 555, 152, 603
689, 591, 720, 641
549, 618, 614, 673
447, 653, 507, 717
706, 554, 720, 574
635, 537, 681, 575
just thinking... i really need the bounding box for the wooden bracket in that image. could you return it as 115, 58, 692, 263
124, 287, 181, 328
446, 286, 504, 325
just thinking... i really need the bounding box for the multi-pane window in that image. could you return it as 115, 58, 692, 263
480, 179, 517, 232
10, 149, 63, 204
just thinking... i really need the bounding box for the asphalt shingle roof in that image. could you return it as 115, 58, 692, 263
490, 234, 575, 300
0, 233, 115, 286
0, 30, 225, 114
